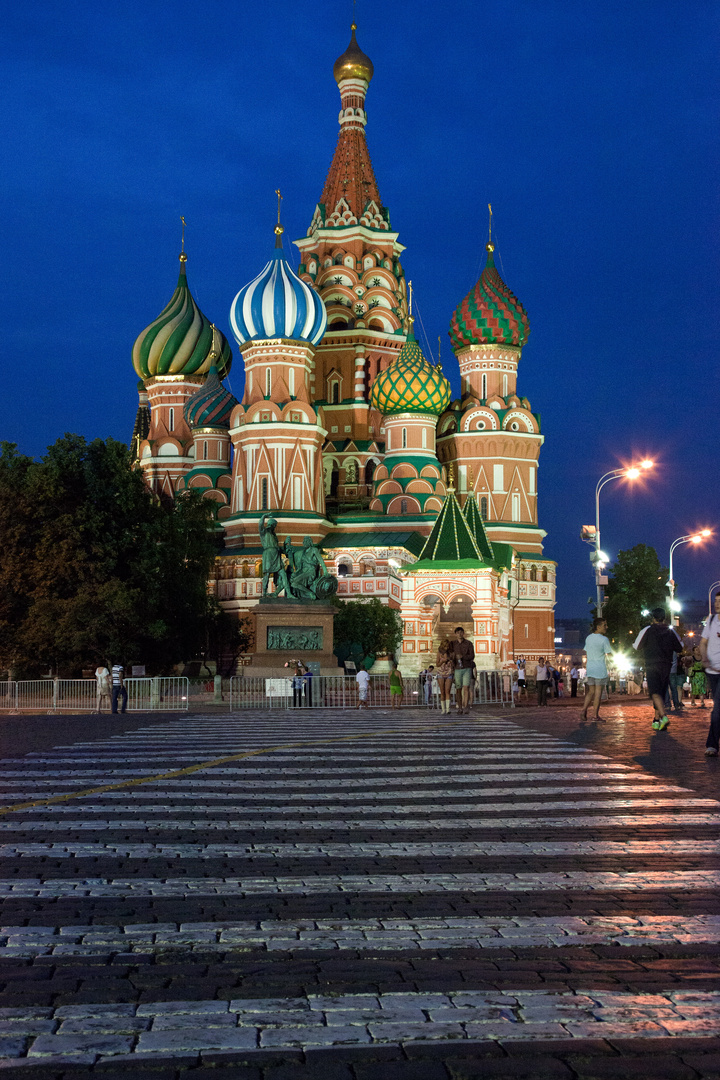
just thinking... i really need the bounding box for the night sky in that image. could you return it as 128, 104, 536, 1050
2, 0, 718, 617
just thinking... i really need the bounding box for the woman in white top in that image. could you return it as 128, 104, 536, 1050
95, 665, 111, 714
580, 617, 613, 721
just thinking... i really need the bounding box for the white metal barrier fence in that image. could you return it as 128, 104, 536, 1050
0, 678, 189, 712
229, 671, 513, 710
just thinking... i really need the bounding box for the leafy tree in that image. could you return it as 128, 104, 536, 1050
332, 597, 403, 668
0, 436, 222, 676
603, 544, 669, 646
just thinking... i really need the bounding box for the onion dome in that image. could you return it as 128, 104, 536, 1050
371, 330, 451, 416
449, 244, 530, 349
229, 231, 327, 348
333, 23, 374, 84
132, 254, 232, 380
184, 366, 238, 430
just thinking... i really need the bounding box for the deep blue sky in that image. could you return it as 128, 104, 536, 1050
2, 0, 718, 617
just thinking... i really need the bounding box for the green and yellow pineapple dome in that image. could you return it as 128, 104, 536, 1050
371, 332, 451, 416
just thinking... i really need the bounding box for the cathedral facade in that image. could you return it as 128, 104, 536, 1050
130, 27, 556, 672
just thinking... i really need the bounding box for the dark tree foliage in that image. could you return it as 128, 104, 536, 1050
0, 436, 222, 677
332, 596, 403, 667
603, 543, 669, 646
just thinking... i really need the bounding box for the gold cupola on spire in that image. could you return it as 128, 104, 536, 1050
333, 23, 374, 84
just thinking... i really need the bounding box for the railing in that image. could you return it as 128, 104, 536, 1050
229, 671, 514, 710
0, 678, 189, 713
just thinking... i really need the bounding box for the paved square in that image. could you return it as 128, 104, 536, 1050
1, 704, 719, 1077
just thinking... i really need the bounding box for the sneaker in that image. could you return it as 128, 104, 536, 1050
652, 720, 661, 730
705, 747, 719, 757
658, 717, 670, 731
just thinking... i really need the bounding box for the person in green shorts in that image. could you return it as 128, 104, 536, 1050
389, 661, 403, 709
449, 626, 475, 715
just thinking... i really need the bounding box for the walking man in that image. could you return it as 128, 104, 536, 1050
570, 664, 579, 698
535, 657, 551, 706
449, 627, 474, 715
633, 608, 682, 730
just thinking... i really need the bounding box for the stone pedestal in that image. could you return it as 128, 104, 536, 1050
251, 598, 340, 676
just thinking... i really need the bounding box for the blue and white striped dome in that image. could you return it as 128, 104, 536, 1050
229, 238, 327, 348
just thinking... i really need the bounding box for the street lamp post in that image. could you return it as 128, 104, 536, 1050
667, 530, 712, 623
590, 460, 654, 618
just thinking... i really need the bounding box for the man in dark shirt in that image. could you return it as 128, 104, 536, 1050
633, 608, 682, 730
448, 626, 475, 715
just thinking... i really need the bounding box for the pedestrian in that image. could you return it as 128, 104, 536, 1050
633, 608, 682, 731
570, 664, 579, 698
110, 661, 127, 715
557, 675, 565, 698
448, 626, 474, 715
580, 618, 613, 721
667, 649, 685, 714
292, 665, 304, 708
435, 641, 455, 715
516, 657, 527, 700
389, 661, 403, 709
95, 663, 111, 713
551, 666, 560, 698
302, 665, 314, 707
700, 592, 720, 756
690, 645, 708, 707
356, 665, 370, 709
424, 664, 435, 707
535, 657, 551, 706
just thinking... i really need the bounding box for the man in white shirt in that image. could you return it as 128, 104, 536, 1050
581, 617, 613, 722
111, 663, 127, 715
356, 666, 370, 709
535, 657, 551, 706
700, 593, 720, 755
570, 665, 579, 698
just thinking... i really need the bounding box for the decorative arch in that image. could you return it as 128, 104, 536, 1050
387, 495, 420, 515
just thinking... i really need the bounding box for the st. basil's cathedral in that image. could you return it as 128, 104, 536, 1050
130, 26, 556, 673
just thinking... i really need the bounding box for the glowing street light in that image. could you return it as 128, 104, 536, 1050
587, 460, 655, 617
668, 530, 713, 623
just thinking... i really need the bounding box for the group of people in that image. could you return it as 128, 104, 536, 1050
290, 664, 315, 707
432, 627, 476, 715
94, 663, 127, 714
579, 600, 720, 755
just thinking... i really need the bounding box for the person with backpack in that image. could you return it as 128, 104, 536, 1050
700, 592, 720, 756
633, 608, 682, 731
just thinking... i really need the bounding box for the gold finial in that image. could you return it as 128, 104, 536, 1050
209, 323, 218, 363
486, 203, 495, 253
468, 464, 474, 490
274, 189, 284, 238
448, 462, 455, 489
179, 216, 188, 263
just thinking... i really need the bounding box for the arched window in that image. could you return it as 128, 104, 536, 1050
541, 567, 548, 582
288, 368, 295, 397
530, 566, 537, 582
400, 499, 407, 514
265, 368, 271, 397
261, 477, 268, 510
365, 460, 376, 486
203, 441, 208, 460
503, 374, 508, 397
168, 407, 174, 432
331, 381, 339, 404
481, 373, 487, 399
511, 493, 520, 522
422, 427, 427, 449
480, 496, 488, 520
402, 427, 407, 448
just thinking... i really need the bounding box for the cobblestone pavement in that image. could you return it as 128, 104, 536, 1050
0, 704, 719, 1079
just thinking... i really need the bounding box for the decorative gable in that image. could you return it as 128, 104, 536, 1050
359, 199, 389, 230
327, 198, 358, 228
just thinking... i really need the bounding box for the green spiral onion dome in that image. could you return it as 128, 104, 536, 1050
370, 331, 451, 416
449, 244, 530, 349
133, 254, 232, 380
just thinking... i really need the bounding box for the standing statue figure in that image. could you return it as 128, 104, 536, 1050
286, 535, 337, 600
260, 515, 293, 598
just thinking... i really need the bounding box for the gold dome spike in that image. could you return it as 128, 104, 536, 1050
333, 22, 374, 84
274, 189, 284, 244
180, 215, 188, 263
487, 203, 495, 253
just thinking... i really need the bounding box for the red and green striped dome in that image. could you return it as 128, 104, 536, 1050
371, 332, 451, 416
449, 245, 530, 350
